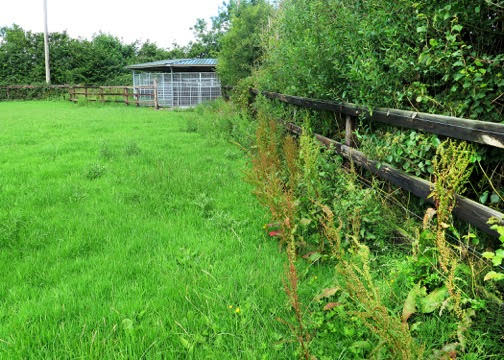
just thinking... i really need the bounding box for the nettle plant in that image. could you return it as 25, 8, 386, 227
482, 218, 504, 282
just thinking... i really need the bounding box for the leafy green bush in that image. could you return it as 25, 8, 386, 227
256, 0, 504, 123
238, 0, 503, 212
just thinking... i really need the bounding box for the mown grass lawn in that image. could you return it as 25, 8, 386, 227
0, 101, 292, 359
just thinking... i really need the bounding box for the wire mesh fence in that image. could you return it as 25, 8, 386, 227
132, 72, 221, 108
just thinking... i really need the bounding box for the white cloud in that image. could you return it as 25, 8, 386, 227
0, 0, 224, 48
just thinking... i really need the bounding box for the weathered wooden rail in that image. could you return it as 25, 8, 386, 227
251, 89, 504, 149
248, 88, 504, 238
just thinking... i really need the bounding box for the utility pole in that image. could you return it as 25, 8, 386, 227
43, 0, 51, 84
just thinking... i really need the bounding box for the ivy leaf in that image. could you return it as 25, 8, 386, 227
490, 193, 500, 204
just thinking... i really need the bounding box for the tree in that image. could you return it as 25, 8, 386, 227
0, 25, 192, 85
217, 0, 273, 86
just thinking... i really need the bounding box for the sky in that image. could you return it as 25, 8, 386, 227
1, 0, 225, 48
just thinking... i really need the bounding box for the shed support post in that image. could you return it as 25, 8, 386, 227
198, 73, 202, 105
170, 68, 174, 107
154, 79, 159, 110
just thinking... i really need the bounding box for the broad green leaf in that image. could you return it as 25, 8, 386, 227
452, 24, 462, 32
402, 283, 424, 322
484, 271, 504, 282
419, 287, 449, 313
492, 256, 503, 267
482, 251, 495, 259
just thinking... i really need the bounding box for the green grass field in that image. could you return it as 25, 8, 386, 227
0, 101, 294, 359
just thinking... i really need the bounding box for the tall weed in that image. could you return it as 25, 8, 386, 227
429, 140, 473, 317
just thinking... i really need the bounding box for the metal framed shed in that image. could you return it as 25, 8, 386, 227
127, 58, 222, 108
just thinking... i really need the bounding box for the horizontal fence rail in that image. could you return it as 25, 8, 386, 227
250, 89, 504, 149
284, 122, 504, 238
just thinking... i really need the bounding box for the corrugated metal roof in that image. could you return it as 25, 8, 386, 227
127, 58, 217, 70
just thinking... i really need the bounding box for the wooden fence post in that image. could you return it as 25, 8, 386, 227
154, 80, 159, 110
100, 87, 105, 103
124, 87, 129, 106
345, 114, 356, 147
84, 87, 88, 101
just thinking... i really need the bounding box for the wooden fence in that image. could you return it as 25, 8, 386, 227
0, 84, 160, 109
69, 83, 159, 109
249, 88, 504, 238
251, 89, 504, 149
